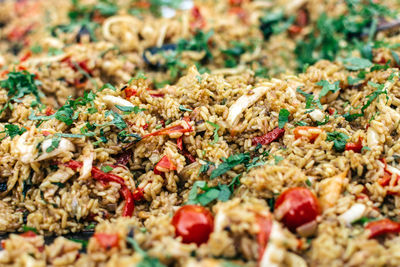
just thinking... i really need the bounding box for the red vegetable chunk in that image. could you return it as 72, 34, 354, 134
366, 219, 400, 239
252, 127, 285, 146
172, 205, 214, 246
274, 187, 320, 232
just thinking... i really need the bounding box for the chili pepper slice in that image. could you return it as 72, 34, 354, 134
142, 121, 193, 139
93, 233, 119, 249
252, 127, 285, 146
65, 160, 141, 217
366, 218, 400, 239
154, 155, 177, 175
345, 138, 363, 153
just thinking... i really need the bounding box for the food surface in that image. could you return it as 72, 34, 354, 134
1, 0, 400, 266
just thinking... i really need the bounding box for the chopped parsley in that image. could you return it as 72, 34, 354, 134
115, 105, 146, 114
343, 57, 373, 71
326, 131, 349, 152
46, 136, 61, 153
210, 153, 250, 179
0, 70, 42, 115
22, 225, 38, 234
278, 108, 290, 129
100, 165, 113, 173
316, 80, 341, 99
206, 121, 220, 145
0, 124, 27, 141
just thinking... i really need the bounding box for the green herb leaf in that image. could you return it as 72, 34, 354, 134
99, 83, 116, 91
316, 80, 340, 99
210, 153, 250, 179
0, 124, 27, 140
115, 105, 145, 114
126, 237, 166, 267
179, 105, 192, 112
278, 108, 290, 129
101, 165, 113, 173
46, 136, 61, 153
22, 225, 38, 234
326, 131, 349, 152
343, 57, 373, 71
206, 121, 220, 145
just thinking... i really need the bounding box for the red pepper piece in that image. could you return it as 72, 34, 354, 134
190, 6, 206, 30
93, 233, 119, 249
150, 93, 164, 98
142, 122, 193, 139
124, 87, 137, 99
154, 155, 176, 175
366, 219, 400, 239
256, 214, 272, 263
132, 188, 144, 201
20, 51, 32, 62
328, 107, 336, 115
252, 127, 285, 146
177, 136, 183, 151
65, 160, 142, 217
20, 231, 37, 238
345, 138, 363, 153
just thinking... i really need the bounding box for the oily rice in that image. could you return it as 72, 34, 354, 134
0, 0, 400, 266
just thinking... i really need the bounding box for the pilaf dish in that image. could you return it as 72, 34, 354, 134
1, 0, 400, 266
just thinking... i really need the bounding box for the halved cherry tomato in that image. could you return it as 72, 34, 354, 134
172, 205, 214, 246
293, 126, 323, 143
366, 219, 400, 239
274, 187, 320, 232
94, 233, 119, 249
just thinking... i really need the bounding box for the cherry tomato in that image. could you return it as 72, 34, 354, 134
172, 205, 214, 246
366, 219, 400, 239
94, 233, 119, 249
274, 187, 320, 232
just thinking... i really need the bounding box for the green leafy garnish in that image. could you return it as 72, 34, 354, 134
179, 105, 192, 112
278, 108, 290, 129
206, 121, 220, 145
316, 80, 341, 99
105, 110, 127, 129
343, 57, 373, 71
100, 165, 113, 173
0, 71, 42, 115
99, 83, 116, 91
46, 136, 61, 153
69, 238, 89, 248
210, 153, 250, 179
326, 131, 349, 152
22, 225, 38, 234
126, 237, 166, 267
115, 105, 145, 114
0, 124, 27, 141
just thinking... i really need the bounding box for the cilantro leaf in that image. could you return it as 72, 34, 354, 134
206, 121, 220, 145
105, 110, 127, 129
343, 57, 373, 71
326, 131, 349, 152
278, 108, 290, 129
210, 153, 250, 179
46, 136, 61, 153
115, 105, 145, 114
178, 105, 192, 112
0, 124, 27, 140
100, 165, 113, 173
316, 80, 340, 99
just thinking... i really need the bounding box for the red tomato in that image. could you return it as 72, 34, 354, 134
172, 205, 214, 246
366, 219, 400, 239
345, 138, 363, 153
154, 155, 176, 174
94, 233, 119, 249
274, 187, 320, 232
20, 231, 37, 238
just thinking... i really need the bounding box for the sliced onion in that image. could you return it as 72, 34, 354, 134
339, 203, 366, 225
